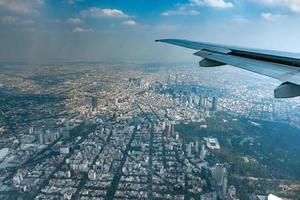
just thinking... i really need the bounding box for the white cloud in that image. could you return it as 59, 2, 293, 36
72, 27, 93, 32
233, 16, 250, 23
80, 7, 128, 18
48, 19, 62, 24
253, 0, 300, 13
122, 20, 137, 26
1, 16, 34, 25
191, 0, 234, 9
66, 18, 84, 24
261, 12, 287, 21
66, 0, 84, 4
0, 0, 44, 15
155, 24, 179, 31
162, 5, 200, 16
15, 27, 37, 32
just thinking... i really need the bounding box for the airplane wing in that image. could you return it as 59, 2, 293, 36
155, 39, 300, 98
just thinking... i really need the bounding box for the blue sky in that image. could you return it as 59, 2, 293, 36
1, 0, 300, 62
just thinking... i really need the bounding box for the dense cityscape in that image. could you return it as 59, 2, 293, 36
0, 62, 300, 200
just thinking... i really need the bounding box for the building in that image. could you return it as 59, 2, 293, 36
165, 124, 171, 137
187, 142, 193, 157
91, 96, 98, 111
0, 148, 9, 162
39, 130, 60, 145
200, 192, 217, 200
60, 146, 70, 154
29, 127, 34, 134
175, 133, 180, 141
204, 137, 220, 150
188, 95, 193, 107
211, 164, 228, 198
252, 194, 283, 200
88, 170, 97, 180
223, 171, 228, 196
203, 97, 208, 109
171, 123, 175, 136
227, 185, 238, 199
195, 141, 199, 153
212, 164, 226, 186
211, 97, 218, 111
200, 144, 206, 160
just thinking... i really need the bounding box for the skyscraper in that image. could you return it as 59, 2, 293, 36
91, 97, 98, 111
170, 123, 175, 136
187, 142, 193, 157
165, 124, 171, 137
211, 97, 218, 111
203, 97, 208, 109
212, 164, 226, 186
200, 144, 206, 160
195, 141, 199, 153
199, 95, 203, 108
211, 164, 228, 197
188, 95, 193, 108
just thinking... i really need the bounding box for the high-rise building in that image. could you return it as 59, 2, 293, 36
200, 144, 206, 160
161, 121, 166, 130
211, 97, 218, 111
170, 123, 175, 136
195, 141, 199, 153
91, 96, 98, 111
187, 142, 193, 157
188, 95, 193, 107
29, 127, 34, 134
65, 120, 70, 130
39, 134, 44, 144
165, 124, 171, 137
223, 172, 228, 196
211, 164, 228, 198
212, 164, 226, 186
199, 95, 203, 108
175, 133, 180, 141
203, 97, 208, 109
168, 74, 172, 85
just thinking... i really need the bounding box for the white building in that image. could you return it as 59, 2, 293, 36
204, 137, 220, 150
0, 148, 9, 162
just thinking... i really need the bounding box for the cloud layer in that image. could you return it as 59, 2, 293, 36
1, 15, 34, 25
72, 27, 93, 32
254, 0, 300, 13
1, 0, 300, 63
0, 0, 43, 15
191, 0, 234, 9
80, 7, 128, 18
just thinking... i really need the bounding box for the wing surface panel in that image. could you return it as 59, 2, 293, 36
195, 50, 300, 85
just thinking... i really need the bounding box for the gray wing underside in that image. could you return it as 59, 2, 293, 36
195, 50, 300, 85
156, 39, 300, 98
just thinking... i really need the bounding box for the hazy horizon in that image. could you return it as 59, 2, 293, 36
1, 0, 300, 63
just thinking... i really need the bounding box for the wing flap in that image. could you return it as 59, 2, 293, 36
195, 50, 300, 85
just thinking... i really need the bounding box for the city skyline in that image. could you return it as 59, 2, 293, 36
1, 63, 299, 199
1, 1, 300, 199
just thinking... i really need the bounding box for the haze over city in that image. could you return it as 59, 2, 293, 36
1, 1, 300, 200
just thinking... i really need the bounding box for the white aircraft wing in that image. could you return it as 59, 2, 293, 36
156, 39, 300, 98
